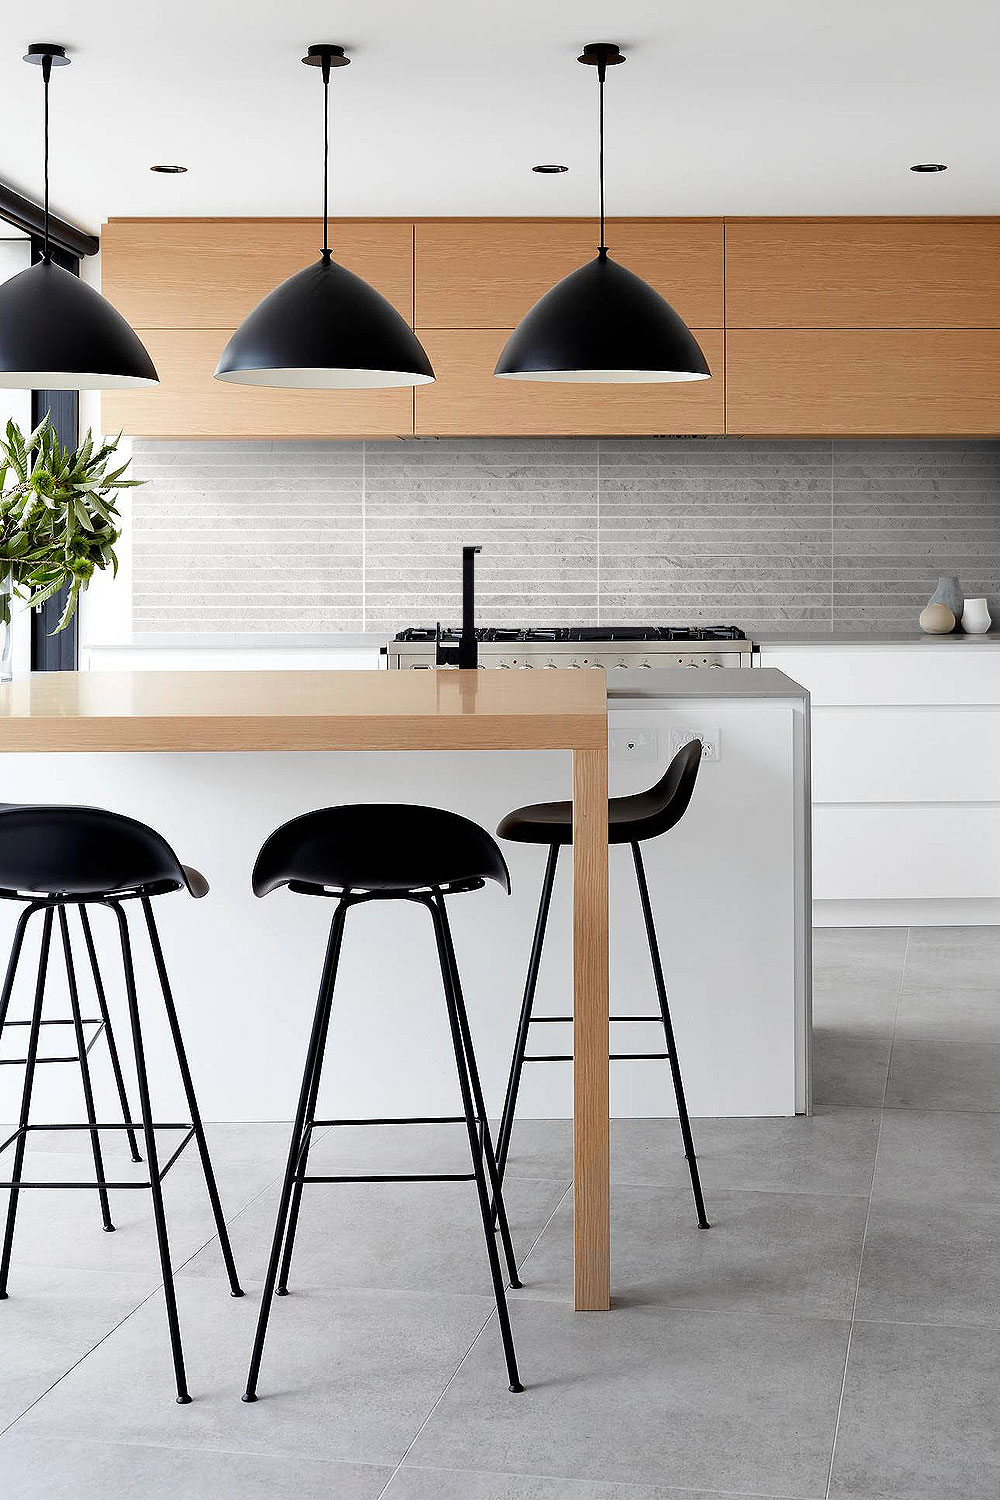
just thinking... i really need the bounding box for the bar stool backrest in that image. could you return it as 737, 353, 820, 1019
631, 738, 703, 842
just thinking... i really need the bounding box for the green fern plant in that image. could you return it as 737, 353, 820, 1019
0, 415, 141, 633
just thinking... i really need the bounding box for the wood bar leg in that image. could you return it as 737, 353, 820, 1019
572, 745, 610, 1311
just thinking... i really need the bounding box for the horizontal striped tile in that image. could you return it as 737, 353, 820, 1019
127, 436, 1000, 636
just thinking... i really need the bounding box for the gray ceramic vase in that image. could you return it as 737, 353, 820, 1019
927, 576, 963, 629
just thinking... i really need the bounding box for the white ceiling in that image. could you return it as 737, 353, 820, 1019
2, 0, 999, 234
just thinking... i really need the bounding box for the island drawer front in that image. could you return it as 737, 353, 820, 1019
811, 706, 1000, 804
814, 805, 1000, 900
760, 647, 1000, 706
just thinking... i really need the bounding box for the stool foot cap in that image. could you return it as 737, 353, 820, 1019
242, 1392, 257, 1403
0, 1291, 8, 1300
275, 1287, 289, 1297
102, 1224, 116, 1233
230, 1287, 245, 1298
175, 1394, 192, 1405
508, 1382, 524, 1394
131, 1156, 143, 1165
510, 1277, 523, 1290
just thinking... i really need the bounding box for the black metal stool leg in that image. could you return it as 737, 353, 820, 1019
275, 902, 346, 1297
111, 901, 191, 1404
631, 844, 709, 1229
496, 844, 559, 1183
434, 895, 521, 1289
140, 897, 244, 1299
58, 907, 115, 1234
243, 901, 347, 1403
0, 906, 51, 1299
428, 898, 523, 1394
79, 905, 142, 1164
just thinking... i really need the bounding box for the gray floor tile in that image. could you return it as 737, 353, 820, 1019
895, 982, 1000, 1043
180, 1172, 569, 1296
815, 927, 909, 966
518, 1182, 867, 1319
871, 1107, 1000, 1206
14, 1274, 495, 1469
384, 1467, 758, 1499
0, 1148, 270, 1282
904, 926, 1000, 990
885, 1039, 1000, 1111
0, 1432, 391, 1500
830, 1319, 1000, 1499
856, 1197, 1000, 1328
407, 1299, 849, 1495
610, 1108, 880, 1198
813, 1031, 892, 1106
0, 1266, 152, 1431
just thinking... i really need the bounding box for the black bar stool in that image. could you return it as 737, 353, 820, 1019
495, 739, 710, 1229
243, 802, 524, 1402
0, 804, 244, 1403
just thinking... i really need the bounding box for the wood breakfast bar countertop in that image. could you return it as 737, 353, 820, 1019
0, 668, 611, 1310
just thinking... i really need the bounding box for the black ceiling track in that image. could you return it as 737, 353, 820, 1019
0, 180, 98, 259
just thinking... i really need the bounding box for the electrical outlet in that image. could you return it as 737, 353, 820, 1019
610, 727, 658, 761
669, 726, 721, 763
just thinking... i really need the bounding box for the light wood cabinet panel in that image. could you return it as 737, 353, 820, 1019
415, 219, 723, 329
102, 218, 413, 327
726, 218, 1000, 328
414, 327, 724, 437
726, 328, 1000, 435
103, 328, 413, 438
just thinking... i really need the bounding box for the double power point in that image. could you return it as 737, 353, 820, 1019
609, 726, 721, 764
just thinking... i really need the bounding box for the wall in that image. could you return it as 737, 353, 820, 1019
122, 436, 1000, 637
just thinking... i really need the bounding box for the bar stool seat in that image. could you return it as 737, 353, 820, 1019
253, 802, 510, 896
243, 801, 524, 1402
0, 804, 208, 898
497, 748, 699, 847
0, 803, 243, 1405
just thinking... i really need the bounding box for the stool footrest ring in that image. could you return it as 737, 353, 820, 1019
0, 1121, 195, 1189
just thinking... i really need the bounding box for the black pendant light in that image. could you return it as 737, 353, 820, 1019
0, 44, 158, 391
216, 45, 434, 390
495, 43, 710, 385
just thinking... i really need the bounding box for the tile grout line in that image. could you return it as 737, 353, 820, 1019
373, 1177, 574, 1500
822, 924, 910, 1500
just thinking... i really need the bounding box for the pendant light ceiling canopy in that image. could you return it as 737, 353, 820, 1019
216, 45, 434, 390
0, 44, 158, 392
495, 43, 711, 386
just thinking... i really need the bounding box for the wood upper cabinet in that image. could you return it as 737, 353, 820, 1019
726, 219, 1000, 328
101, 218, 413, 327
101, 218, 415, 437
726, 329, 1000, 436
415, 219, 724, 329
415, 327, 724, 437
103, 329, 413, 439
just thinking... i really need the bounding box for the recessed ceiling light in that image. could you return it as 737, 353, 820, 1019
532, 163, 568, 174
150, 163, 187, 174
910, 162, 947, 173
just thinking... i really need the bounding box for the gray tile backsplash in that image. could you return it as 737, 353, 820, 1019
129, 437, 1000, 634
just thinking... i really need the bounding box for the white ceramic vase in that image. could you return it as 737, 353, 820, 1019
961, 597, 992, 635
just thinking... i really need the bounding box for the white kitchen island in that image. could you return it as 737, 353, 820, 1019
0, 667, 810, 1137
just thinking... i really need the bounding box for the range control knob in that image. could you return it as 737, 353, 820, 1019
685, 661, 700, 668
638, 660, 653, 668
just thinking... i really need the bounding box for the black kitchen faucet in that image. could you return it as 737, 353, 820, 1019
435, 545, 481, 669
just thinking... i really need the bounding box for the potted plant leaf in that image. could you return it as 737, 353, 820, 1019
0, 415, 142, 675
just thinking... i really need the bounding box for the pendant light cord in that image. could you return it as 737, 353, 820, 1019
597, 55, 607, 256
321, 53, 331, 260
41, 52, 52, 262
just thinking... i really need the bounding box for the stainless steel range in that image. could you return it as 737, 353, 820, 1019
384, 625, 756, 671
